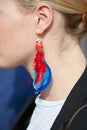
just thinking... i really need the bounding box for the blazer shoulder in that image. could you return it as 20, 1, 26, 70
65, 104, 87, 130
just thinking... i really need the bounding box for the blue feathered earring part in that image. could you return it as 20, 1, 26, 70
32, 39, 52, 94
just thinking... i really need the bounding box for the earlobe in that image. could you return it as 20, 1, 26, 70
34, 4, 54, 35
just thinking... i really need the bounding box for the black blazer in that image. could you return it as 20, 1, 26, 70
12, 66, 87, 130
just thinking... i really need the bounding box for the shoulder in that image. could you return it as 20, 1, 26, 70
66, 104, 87, 130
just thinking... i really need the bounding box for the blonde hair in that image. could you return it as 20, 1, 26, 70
17, 0, 87, 36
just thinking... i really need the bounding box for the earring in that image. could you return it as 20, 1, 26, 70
32, 39, 52, 94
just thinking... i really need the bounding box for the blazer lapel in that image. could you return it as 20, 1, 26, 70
12, 93, 37, 130
51, 66, 87, 130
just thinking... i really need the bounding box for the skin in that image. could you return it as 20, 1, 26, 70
0, 0, 36, 68
0, 0, 86, 101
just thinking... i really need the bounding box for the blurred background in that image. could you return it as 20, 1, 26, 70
0, 34, 87, 130
0, 66, 34, 130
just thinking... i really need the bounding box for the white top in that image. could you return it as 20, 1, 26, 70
26, 95, 65, 130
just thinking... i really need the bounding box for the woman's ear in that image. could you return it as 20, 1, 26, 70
34, 3, 54, 35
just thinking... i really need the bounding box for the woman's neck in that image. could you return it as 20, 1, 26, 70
40, 36, 86, 101
25, 34, 86, 101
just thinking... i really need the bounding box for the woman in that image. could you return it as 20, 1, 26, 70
0, 0, 87, 130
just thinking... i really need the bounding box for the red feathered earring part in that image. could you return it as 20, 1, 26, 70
34, 40, 46, 85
